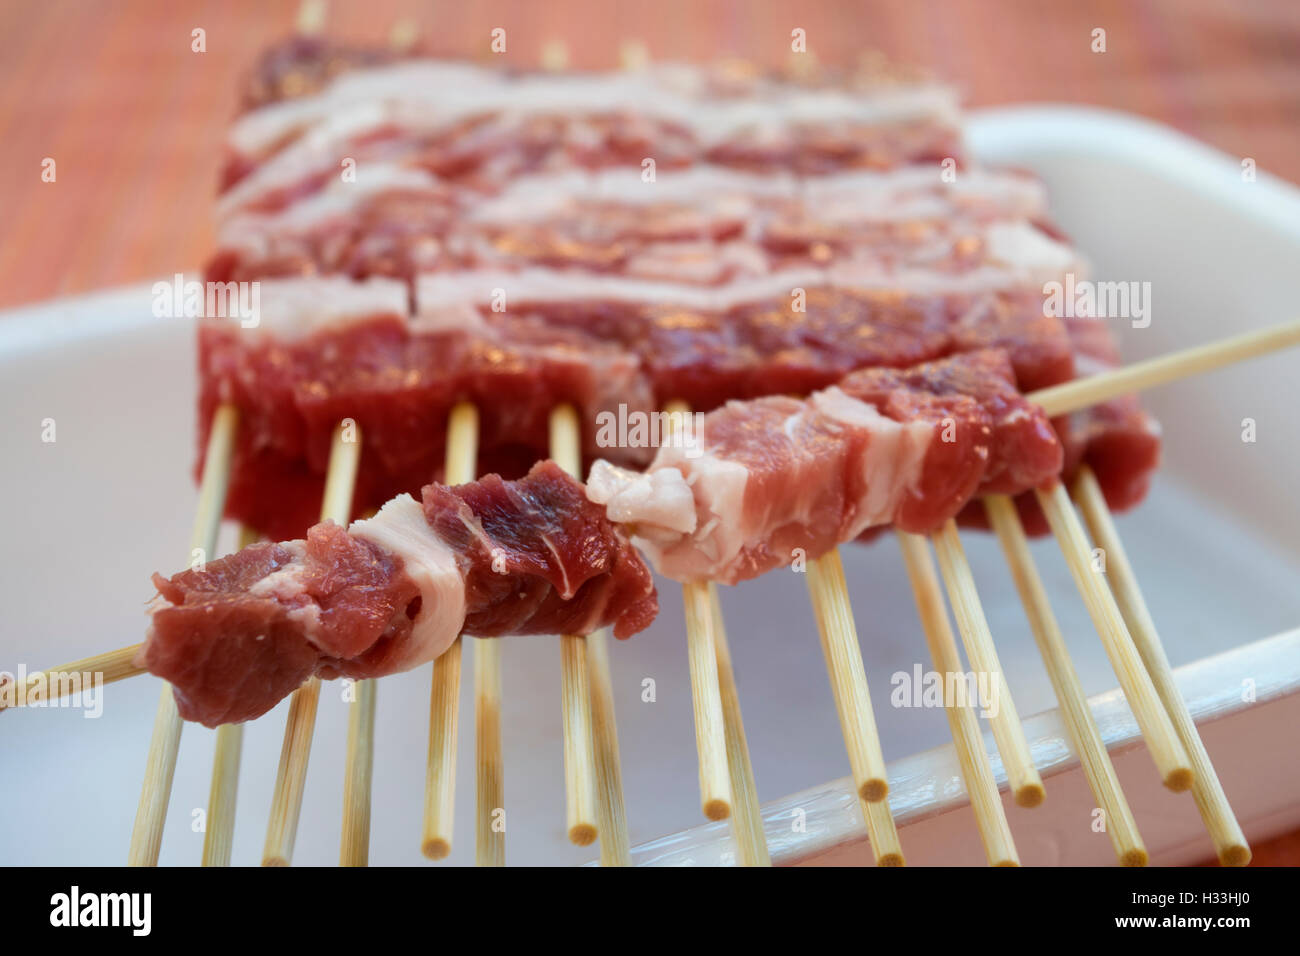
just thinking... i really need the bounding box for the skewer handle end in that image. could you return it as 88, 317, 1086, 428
422, 837, 452, 861
1013, 781, 1046, 808
859, 779, 889, 803
1163, 767, 1194, 793
1121, 847, 1150, 868
702, 798, 732, 822
1218, 844, 1252, 867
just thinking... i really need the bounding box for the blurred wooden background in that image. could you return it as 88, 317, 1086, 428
0, 0, 1298, 308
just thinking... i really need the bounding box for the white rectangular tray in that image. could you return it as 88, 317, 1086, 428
1, 105, 1297, 866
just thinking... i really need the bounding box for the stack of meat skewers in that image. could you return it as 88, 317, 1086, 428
10, 18, 1300, 867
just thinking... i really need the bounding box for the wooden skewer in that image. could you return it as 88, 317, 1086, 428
127, 403, 239, 866
262, 421, 363, 867
1072, 467, 1250, 866
860, 794, 906, 867
983, 495, 1147, 866
663, 401, 731, 821
419, 405, 507, 868
805, 551, 891, 802
619, 40, 650, 71
707, 584, 771, 866
1034, 482, 1193, 791
558, 637, 597, 845
340, 674, 377, 866
200, 523, 261, 867
0, 644, 142, 711
296, 0, 326, 34
681, 578, 733, 820
540, 39, 571, 72
1032, 319, 1300, 418
202, 722, 243, 867
931, 520, 1044, 808
586, 629, 632, 865
549, 404, 599, 846
422, 402, 477, 859
474, 634, 505, 866
896, 530, 1019, 866
389, 19, 419, 52
553, 406, 633, 864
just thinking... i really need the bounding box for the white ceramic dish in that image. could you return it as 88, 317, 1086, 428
1, 105, 1297, 866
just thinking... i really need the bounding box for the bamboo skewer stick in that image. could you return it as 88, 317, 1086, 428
388, 19, 419, 52
129, 692, 185, 866
681, 579, 733, 820
202, 722, 243, 867
127, 403, 239, 866
262, 422, 363, 867
558, 637, 597, 845
469, 37, 594, 867
549, 405, 600, 846
454, 408, 505, 869
200, 523, 261, 867
619, 40, 650, 71
296, 0, 326, 34
663, 400, 731, 821
474, 635, 505, 866
860, 795, 906, 867
805, 551, 891, 803
532, 43, 601, 848
540, 39, 571, 72
1072, 467, 1250, 866
983, 495, 1147, 866
0, 644, 143, 709
422, 641, 462, 860
586, 630, 631, 865
561, 35, 643, 867
1034, 482, 1193, 791
708, 584, 771, 866
340, 675, 377, 865
422, 402, 477, 859
896, 531, 1019, 866
931, 520, 1044, 808
1031, 320, 1300, 418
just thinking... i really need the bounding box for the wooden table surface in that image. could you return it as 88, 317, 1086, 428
1, 0, 1298, 308
0, 0, 1295, 865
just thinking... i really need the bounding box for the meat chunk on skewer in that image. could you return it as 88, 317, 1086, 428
141, 462, 657, 726
208, 164, 1054, 289
201, 271, 1076, 540
222, 51, 963, 211
587, 349, 1062, 584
